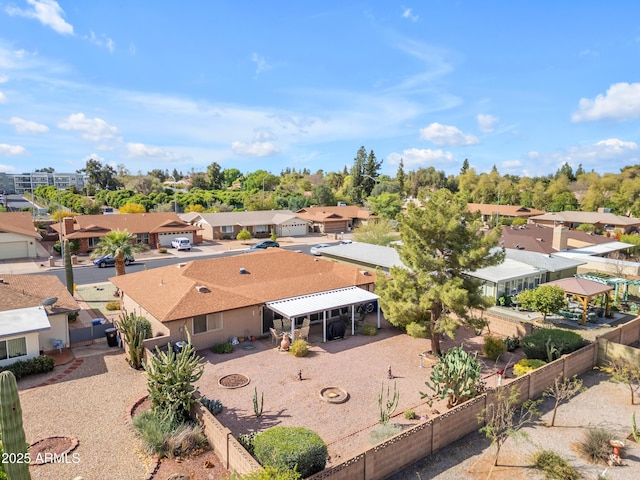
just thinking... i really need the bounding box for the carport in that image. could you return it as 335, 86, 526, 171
265, 286, 380, 342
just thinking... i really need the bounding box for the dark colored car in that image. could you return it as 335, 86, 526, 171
250, 240, 280, 250
93, 254, 134, 268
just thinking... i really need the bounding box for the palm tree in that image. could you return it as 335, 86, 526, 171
90, 229, 148, 276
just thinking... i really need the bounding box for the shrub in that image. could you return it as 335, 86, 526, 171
289, 339, 309, 357
0, 355, 55, 379
369, 423, 403, 445
105, 301, 121, 311
254, 426, 328, 478
201, 396, 223, 415
211, 342, 234, 354
132, 409, 207, 458
406, 322, 428, 338
503, 335, 520, 352
483, 335, 507, 361
239, 466, 301, 480
158, 247, 167, 254
513, 359, 546, 377
236, 229, 252, 241
237, 432, 257, 455
532, 449, 580, 480
404, 409, 417, 420
53, 239, 79, 254
575, 427, 613, 464
361, 324, 378, 336
521, 328, 585, 362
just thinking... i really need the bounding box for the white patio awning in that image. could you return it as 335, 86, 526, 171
266, 286, 379, 318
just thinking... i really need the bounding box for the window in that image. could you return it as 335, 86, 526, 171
88, 237, 101, 248
0, 337, 27, 360
255, 225, 268, 233
193, 313, 223, 334
136, 233, 150, 244
221, 226, 234, 234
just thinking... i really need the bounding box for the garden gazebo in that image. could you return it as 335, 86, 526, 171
543, 277, 613, 325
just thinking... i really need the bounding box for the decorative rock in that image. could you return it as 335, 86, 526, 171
165, 474, 190, 480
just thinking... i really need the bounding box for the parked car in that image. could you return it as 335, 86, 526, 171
250, 240, 280, 250
93, 254, 134, 268
310, 243, 331, 256
171, 237, 192, 250
340, 239, 353, 245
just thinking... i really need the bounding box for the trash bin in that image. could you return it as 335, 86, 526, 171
173, 341, 187, 354
105, 328, 118, 347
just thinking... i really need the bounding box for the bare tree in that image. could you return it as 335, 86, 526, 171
543, 375, 585, 427
600, 357, 640, 405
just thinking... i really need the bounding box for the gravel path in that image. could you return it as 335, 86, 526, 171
19, 352, 148, 480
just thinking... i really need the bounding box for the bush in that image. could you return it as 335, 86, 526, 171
211, 342, 234, 354
368, 423, 403, 445
406, 322, 428, 338
53, 239, 79, 254
503, 335, 520, 352
254, 426, 328, 478
158, 247, 167, 254
237, 432, 257, 455
0, 355, 55, 379
404, 409, 417, 420
105, 301, 121, 311
532, 449, 580, 480
289, 339, 309, 357
201, 396, 223, 415
482, 335, 507, 360
236, 229, 252, 241
513, 359, 547, 377
239, 466, 301, 480
575, 427, 613, 464
132, 409, 207, 458
521, 328, 585, 362
361, 324, 378, 336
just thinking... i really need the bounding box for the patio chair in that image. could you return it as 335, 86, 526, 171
269, 327, 284, 345
51, 338, 64, 353
282, 318, 292, 331
302, 317, 310, 327
273, 319, 283, 331
294, 325, 310, 342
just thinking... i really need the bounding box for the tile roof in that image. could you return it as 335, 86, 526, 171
295, 206, 373, 222
467, 203, 545, 217
0, 212, 42, 239
186, 210, 302, 227
0, 274, 79, 314
110, 249, 376, 322
499, 224, 616, 254
529, 211, 640, 226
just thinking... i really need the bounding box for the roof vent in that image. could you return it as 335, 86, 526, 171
177, 263, 187, 268
239, 267, 249, 274
195, 285, 210, 293
536, 238, 544, 242
360, 270, 371, 276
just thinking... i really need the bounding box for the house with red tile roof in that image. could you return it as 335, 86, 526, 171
295, 205, 374, 234
0, 274, 79, 361
110, 248, 377, 350
467, 203, 545, 223
0, 212, 42, 259
528, 209, 640, 233
51, 212, 200, 253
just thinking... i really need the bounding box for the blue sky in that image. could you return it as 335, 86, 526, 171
1, 1, 640, 179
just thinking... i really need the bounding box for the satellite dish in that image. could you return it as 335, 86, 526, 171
41, 297, 58, 306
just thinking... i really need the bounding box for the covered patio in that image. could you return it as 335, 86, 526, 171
265, 286, 380, 342
544, 277, 613, 325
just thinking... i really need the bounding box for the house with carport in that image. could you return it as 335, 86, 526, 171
110, 248, 378, 351
0, 274, 79, 363
527, 209, 640, 234
467, 203, 545, 224
295, 205, 374, 234
0, 212, 42, 260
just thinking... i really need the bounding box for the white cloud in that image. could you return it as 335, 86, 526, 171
58, 113, 118, 142
0, 144, 27, 156
477, 114, 498, 133
251, 53, 272, 75
9, 116, 49, 134
0, 163, 16, 171
419, 122, 479, 146
126, 142, 181, 161
501, 160, 522, 169
0, 75, 7, 83
0, 91, 6, 103
6, 0, 73, 35
572, 82, 640, 122
402, 8, 419, 22
84, 31, 115, 53
388, 148, 456, 167
231, 140, 280, 157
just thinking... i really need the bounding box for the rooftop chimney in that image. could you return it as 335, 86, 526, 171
552, 225, 568, 251
63, 217, 75, 235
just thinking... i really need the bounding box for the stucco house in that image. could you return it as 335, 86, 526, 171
110, 248, 377, 350
0, 212, 42, 260
295, 205, 374, 234
0, 274, 79, 364
467, 203, 545, 223
51, 212, 200, 253
527, 209, 640, 234
181, 210, 307, 240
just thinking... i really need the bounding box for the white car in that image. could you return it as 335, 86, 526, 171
171, 237, 191, 251
310, 243, 331, 256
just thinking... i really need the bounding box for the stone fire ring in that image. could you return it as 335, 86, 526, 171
319, 386, 349, 404
29, 435, 79, 465
218, 373, 250, 389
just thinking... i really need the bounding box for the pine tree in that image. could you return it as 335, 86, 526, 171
396, 159, 405, 196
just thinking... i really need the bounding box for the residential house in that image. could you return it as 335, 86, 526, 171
320, 242, 403, 273
110, 248, 377, 350
181, 210, 307, 240
528, 209, 640, 234
51, 212, 200, 253
467, 203, 545, 223
0, 212, 42, 259
295, 205, 374, 234
0, 274, 79, 363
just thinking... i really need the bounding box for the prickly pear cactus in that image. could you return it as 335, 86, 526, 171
0, 371, 31, 480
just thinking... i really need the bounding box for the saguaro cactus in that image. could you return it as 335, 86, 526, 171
0, 371, 31, 480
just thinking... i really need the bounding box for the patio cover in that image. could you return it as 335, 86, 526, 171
543, 277, 613, 325
265, 286, 380, 342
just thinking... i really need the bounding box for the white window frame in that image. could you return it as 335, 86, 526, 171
193, 313, 223, 335
0, 337, 27, 360
221, 225, 234, 234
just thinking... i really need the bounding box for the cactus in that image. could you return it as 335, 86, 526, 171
201, 396, 223, 415
378, 381, 400, 424
64, 238, 74, 296
117, 312, 151, 369
633, 412, 640, 443
0, 371, 31, 480
253, 387, 264, 418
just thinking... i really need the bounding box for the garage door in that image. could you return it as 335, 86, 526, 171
1, 241, 29, 259
158, 232, 194, 247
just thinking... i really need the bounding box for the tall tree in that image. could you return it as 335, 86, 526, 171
396, 159, 405, 196
206, 162, 223, 189
460, 158, 469, 175
376, 189, 504, 355
363, 149, 382, 197
349, 146, 367, 204
78, 158, 121, 191
90, 230, 148, 276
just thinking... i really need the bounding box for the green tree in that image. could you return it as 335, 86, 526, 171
90, 229, 148, 276
78, 158, 121, 190
119, 203, 147, 213
222, 168, 243, 187
517, 285, 565, 323
376, 189, 504, 354
349, 146, 367, 204
312, 183, 335, 206
363, 149, 382, 197
396, 158, 405, 196
366, 192, 402, 219
352, 218, 396, 245
206, 162, 223, 189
